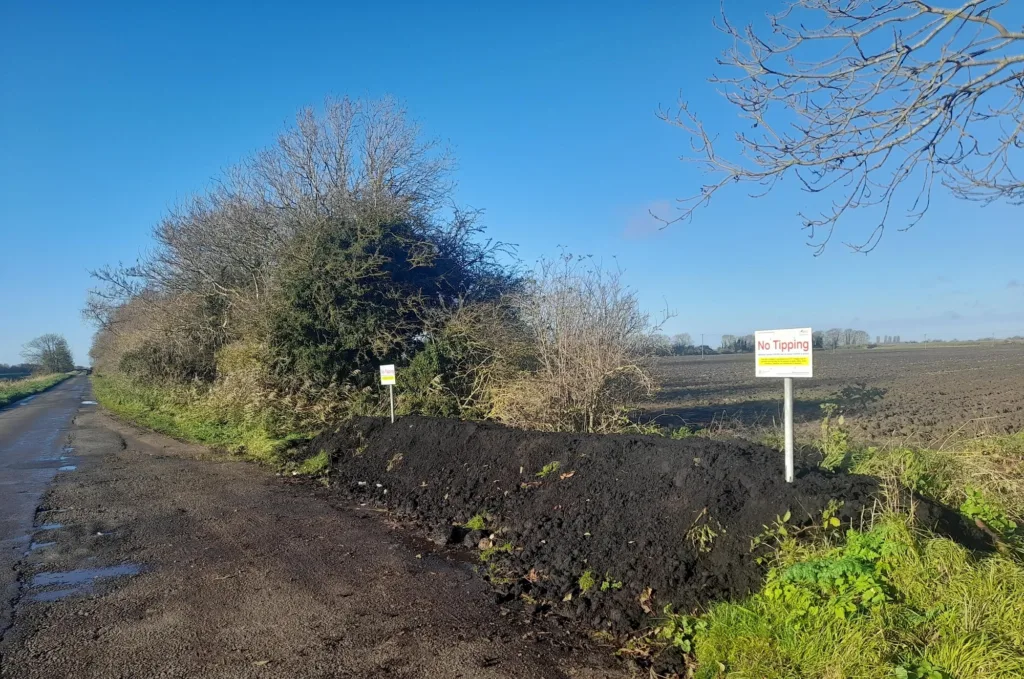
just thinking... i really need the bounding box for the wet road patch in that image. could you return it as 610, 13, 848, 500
28, 564, 142, 602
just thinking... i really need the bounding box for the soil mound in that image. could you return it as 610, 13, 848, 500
309, 416, 977, 635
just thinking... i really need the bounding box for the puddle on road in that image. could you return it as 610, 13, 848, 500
32, 564, 141, 588
29, 588, 81, 603
38, 523, 64, 531
58, 465, 77, 472
28, 564, 142, 602
81, 401, 98, 406
29, 541, 56, 551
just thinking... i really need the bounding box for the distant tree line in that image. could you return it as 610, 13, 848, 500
811, 329, 876, 351
720, 334, 755, 353
651, 333, 718, 356
0, 363, 36, 378
653, 328, 901, 356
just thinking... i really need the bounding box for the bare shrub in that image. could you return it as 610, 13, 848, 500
492, 255, 663, 433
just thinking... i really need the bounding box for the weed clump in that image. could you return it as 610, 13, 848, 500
578, 570, 596, 593
536, 461, 561, 478
818, 402, 851, 470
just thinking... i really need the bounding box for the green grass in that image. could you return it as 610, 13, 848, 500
462, 513, 488, 531
294, 449, 330, 476
91, 374, 303, 463
650, 425, 1024, 678
0, 372, 74, 408
691, 517, 1024, 678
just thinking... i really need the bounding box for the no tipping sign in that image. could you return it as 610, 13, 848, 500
755, 328, 813, 378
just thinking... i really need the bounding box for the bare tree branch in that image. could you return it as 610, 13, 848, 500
662, 0, 1023, 253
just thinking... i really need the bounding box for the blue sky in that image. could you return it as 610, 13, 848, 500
1, 1, 1021, 365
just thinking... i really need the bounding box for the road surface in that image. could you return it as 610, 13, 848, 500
0, 379, 624, 678
0, 375, 89, 635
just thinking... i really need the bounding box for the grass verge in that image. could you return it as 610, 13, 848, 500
640, 422, 1024, 677
689, 513, 1024, 678
91, 374, 310, 465
0, 372, 74, 408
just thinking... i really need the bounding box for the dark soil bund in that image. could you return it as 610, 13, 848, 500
310, 416, 985, 636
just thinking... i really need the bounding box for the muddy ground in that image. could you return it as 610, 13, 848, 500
644, 343, 1024, 445
0, 409, 625, 679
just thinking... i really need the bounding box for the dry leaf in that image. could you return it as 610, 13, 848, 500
558, 470, 576, 480
526, 568, 540, 583
562, 591, 573, 602
639, 587, 654, 614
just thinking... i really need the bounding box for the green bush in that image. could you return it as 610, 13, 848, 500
266, 214, 517, 397
398, 340, 465, 418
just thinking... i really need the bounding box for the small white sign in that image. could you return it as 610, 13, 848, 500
755, 328, 813, 378
380, 364, 396, 385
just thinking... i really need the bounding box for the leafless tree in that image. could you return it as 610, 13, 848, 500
22, 334, 74, 373
672, 332, 693, 348
825, 328, 843, 350
661, 0, 1023, 253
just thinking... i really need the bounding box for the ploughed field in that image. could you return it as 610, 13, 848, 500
644, 343, 1024, 445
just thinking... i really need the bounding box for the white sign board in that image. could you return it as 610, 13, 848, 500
755, 328, 813, 378
379, 364, 396, 385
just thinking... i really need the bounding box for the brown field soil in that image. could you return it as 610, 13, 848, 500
643, 343, 1024, 445
308, 415, 984, 673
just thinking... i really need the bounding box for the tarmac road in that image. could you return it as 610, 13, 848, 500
0, 375, 89, 636
0, 379, 625, 678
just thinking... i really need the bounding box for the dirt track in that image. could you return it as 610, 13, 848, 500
0, 407, 625, 678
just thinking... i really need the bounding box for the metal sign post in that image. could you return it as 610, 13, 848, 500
755, 328, 813, 483
380, 365, 396, 423
783, 377, 794, 483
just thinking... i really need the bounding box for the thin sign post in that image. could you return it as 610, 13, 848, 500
380, 365, 396, 423
755, 328, 813, 483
